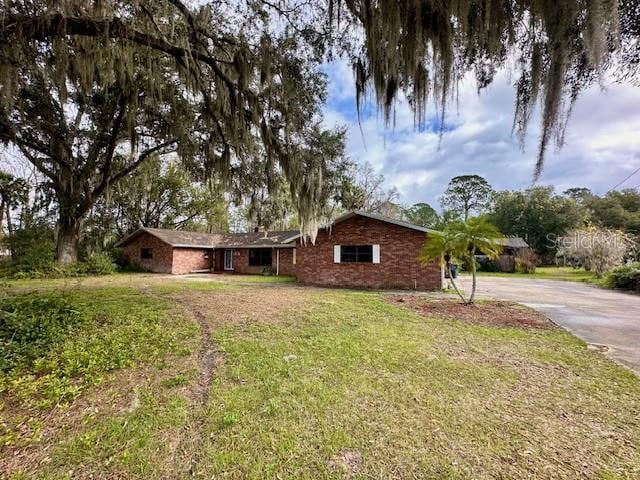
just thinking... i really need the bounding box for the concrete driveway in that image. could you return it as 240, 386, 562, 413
457, 275, 640, 374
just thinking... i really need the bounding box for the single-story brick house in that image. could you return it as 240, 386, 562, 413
115, 211, 444, 291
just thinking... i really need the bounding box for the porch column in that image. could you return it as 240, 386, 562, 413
276, 248, 280, 276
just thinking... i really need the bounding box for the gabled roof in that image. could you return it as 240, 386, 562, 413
283, 210, 438, 243
114, 228, 220, 248
114, 227, 298, 249
495, 236, 529, 248
114, 211, 436, 249
333, 210, 438, 234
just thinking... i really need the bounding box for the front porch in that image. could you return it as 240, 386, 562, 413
210, 246, 295, 276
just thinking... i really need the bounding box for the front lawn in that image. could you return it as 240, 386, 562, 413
473, 266, 600, 283
1, 275, 638, 479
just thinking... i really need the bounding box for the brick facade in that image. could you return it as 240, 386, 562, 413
121, 232, 213, 274
172, 247, 213, 274
295, 215, 442, 291
121, 232, 174, 273
118, 213, 441, 290
277, 248, 296, 276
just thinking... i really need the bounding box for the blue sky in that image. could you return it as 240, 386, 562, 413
321, 60, 640, 210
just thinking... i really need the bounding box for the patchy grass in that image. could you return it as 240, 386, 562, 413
0, 281, 199, 477
473, 266, 600, 283
2, 275, 639, 479
0, 287, 196, 410
200, 291, 640, 479
194, 274, 297, 284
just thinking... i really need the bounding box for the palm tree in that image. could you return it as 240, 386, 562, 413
420, 217, 502, 305
420, 227, 467, 303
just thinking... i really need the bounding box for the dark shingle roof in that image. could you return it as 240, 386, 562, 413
495, 236, 529, 248
115, 227, 298, 249
214, 231, 299, 248
136, 228, 220, 248
115, 210, 439, 249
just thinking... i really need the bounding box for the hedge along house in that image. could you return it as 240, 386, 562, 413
115, 211, 444, 291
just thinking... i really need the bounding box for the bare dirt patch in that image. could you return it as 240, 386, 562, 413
388, 295, 555, 329
170, 285, 317, 329
328, 449, 363, 475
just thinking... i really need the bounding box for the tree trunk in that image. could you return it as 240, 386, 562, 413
5, 204, 14, 259
0, 200, 4, 243
56, 215, 82, 264
446, 262, 467, 304
469, 248, 477, 304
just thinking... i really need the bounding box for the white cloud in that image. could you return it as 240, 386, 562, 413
322, 60, 640, 209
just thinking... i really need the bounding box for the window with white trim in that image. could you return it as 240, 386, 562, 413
334, 245, 380, 264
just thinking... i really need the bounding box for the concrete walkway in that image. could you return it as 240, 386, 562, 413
457, 275, 640, 374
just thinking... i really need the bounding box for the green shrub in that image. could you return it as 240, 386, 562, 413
3, 226, 56, 273
117, 262, 148, 273
604, 263, 640, 291
515, 250, 538, 274
79, 252, 117, 275
459, 256, 475, 272
477, 257, 501, 272
1, 249, 117, 279
0, 296, 84, 372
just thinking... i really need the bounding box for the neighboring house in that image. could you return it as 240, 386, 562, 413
476, 236, 531, 272
115, 211, 443, 291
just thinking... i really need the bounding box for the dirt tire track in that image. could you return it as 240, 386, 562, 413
172, 300, 225, 478
139, 287, 223, 477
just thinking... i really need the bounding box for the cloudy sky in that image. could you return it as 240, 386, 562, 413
321, 60, 640, 210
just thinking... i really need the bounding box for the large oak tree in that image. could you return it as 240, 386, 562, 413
0, 0, 330, 262
2, 0, 639, 264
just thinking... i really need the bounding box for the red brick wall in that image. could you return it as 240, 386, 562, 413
296, 215, 442, 291
232, 249, 262, 274
121, 232, 174, 273
172, 248, 213, 274
277, 248, 296, 276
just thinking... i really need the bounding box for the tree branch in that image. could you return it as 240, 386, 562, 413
110, 139, 178, 186
2, 13, 238, 92
84, 95, 129, 211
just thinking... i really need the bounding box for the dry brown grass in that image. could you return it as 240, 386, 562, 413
168, 285, 318, 329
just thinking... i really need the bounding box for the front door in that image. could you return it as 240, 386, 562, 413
224, 249, 234, 270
